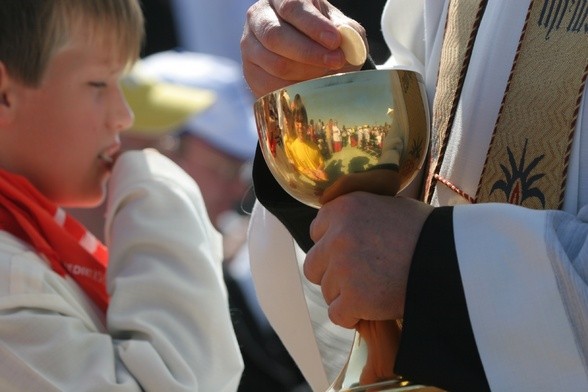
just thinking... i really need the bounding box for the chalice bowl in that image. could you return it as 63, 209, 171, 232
254, 69, 434, 391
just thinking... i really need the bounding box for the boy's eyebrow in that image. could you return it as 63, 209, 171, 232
84, 60, 129, 75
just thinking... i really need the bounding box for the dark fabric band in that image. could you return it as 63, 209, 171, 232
252, 146, 317, 252
395, 206, 489, 391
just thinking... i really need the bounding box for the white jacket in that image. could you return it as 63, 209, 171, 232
0, 149, 243, 391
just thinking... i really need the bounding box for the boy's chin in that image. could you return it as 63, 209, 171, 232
59, 187, 107, 209
85, 186, 108, 208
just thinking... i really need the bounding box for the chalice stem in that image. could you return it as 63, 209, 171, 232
327, 319, 407, 391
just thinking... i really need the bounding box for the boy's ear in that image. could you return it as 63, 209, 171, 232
0, 62, 17, 125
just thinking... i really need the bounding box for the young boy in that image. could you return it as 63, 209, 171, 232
0, 1, 243, 391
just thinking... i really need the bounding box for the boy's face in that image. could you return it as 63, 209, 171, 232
2, 30, 133, 207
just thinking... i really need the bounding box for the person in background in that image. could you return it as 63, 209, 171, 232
241, 0, 588, 391
0, 1, 243, 390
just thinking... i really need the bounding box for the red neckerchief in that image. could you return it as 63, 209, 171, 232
0, 169, 109, 312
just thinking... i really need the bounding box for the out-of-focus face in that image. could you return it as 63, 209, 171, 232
294, 119, 306, 138
175, 135, 250, 226
0, 28, 133, 207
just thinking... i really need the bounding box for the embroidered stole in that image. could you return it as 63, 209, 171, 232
423, 0, 488, 202
424, 0, 588, 209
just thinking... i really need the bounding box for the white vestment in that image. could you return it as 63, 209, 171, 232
249, 0, 588, 391
0, 150, 244, 391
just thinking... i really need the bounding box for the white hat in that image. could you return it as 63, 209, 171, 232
138, 50, 258, 161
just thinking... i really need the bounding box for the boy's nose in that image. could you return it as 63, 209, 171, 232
110, 90, 135, 132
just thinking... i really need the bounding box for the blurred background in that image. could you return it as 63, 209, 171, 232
140, 0, 390, 64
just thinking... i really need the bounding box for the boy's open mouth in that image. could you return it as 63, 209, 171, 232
99, 153, 114, 164
99, 144, 121, 167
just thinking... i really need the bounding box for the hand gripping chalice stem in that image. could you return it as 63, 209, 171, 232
254, 69, 439, 391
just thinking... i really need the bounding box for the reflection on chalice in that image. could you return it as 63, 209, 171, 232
254, 69, 438, 392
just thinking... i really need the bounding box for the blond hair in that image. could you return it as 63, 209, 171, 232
0, 0, 144, 86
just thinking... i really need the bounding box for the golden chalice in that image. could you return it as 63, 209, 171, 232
254, 69, 433, 391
